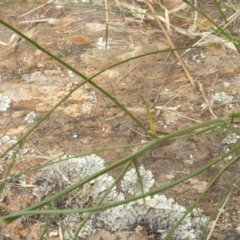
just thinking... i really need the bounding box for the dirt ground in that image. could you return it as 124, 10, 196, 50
0, 0, 240, 239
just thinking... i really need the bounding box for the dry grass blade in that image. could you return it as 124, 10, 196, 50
146, 0, 196, 91
198, 81, 217, 118
59, 225, 63, 240
0, 34, 19, 47
155, 106, 201, 123
105, 0, 109, 49
22, 2, 48, 17
206, 194, 231, 240
20, 18, 60, 24
117, 2, 148, 22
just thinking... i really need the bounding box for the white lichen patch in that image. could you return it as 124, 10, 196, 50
32, 154, 120, 238
1, 135, 10, 144
97, 37, 110, 50
121, 165, 155, 195
213, 92, 233, 104
88, 91, 97, 103
24, 111, 36, 123
32, 155, 208, 239
0, 94, 11, 112
0, 135, 16, 155
82, 104, 94, 116
96, 194, 208, 240
223, 82, 230, 87
222, 133, 240, 144
223, 146, 233, 160
0, 135, 29, 175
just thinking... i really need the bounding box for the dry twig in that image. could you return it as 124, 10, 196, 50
206, 194, 231, 240
146, 0, 196, 91
104, 0, 109, 49
198, 81, 217, 118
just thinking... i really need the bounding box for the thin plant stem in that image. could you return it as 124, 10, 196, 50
2, 116, 240, 223
164, 152, 240, 239
73, 160, 133, 238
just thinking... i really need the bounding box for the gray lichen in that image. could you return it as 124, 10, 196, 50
222, 133, 240, 144
121, 164, 155, 195
32, 154, 209, 239
213, 92, 233, 104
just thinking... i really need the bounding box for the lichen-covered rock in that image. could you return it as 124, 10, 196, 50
32, 154, 208, 239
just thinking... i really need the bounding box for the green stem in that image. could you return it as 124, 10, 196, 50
2, 115, 239, 223
165, 152, 240, 239
73, 160, 133, 239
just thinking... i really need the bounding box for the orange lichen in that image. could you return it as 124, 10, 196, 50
66, 36, 87, 44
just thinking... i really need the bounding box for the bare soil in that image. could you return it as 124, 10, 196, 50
0, 0, 240, 239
